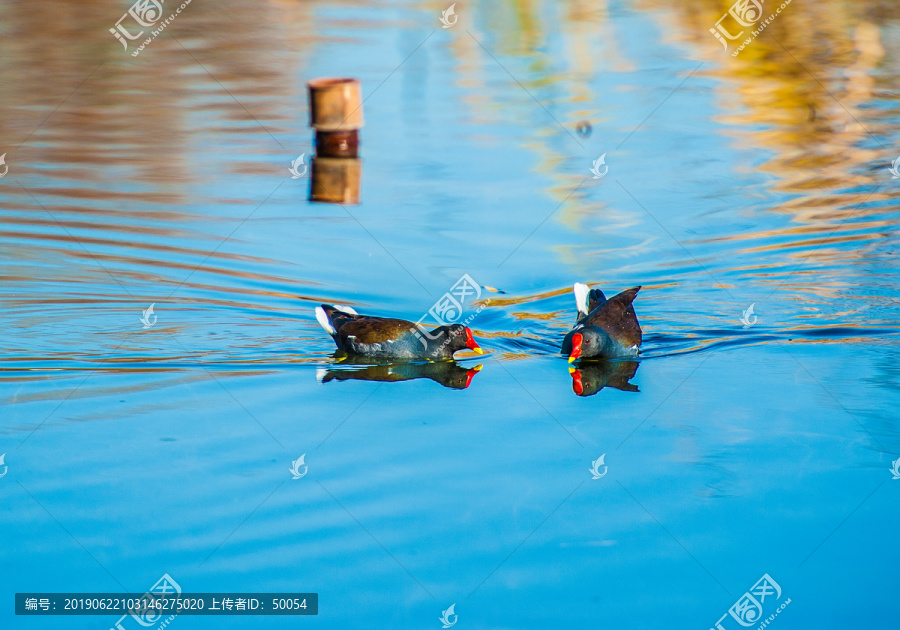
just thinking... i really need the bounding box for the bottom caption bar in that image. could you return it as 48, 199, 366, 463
15, 593, 318, 616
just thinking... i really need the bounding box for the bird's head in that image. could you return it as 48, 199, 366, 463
567, 328, 601, 363
442, 324, 483, 355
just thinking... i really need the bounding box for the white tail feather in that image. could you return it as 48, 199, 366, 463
574, 282, 591, 317
315, 368, 328, 383
315, 306, 336, 335
334, 304, 358, 315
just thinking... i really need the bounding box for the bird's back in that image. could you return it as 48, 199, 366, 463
582, 286, 642, 349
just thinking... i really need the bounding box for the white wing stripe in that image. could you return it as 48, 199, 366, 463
573, 282, 591, 317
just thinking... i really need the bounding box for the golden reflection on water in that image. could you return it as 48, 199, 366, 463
450, 0, 899, 278
642, 0, 898, 209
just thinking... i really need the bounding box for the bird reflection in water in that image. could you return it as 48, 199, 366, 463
568, 360, 639, 397
317, 358, 483, 390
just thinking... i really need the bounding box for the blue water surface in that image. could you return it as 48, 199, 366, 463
1, 0, 899, 628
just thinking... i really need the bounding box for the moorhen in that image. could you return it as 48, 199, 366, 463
561, 283, 642, 362
315, 304, 484, 360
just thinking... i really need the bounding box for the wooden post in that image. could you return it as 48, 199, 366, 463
307, 77, 363, 158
